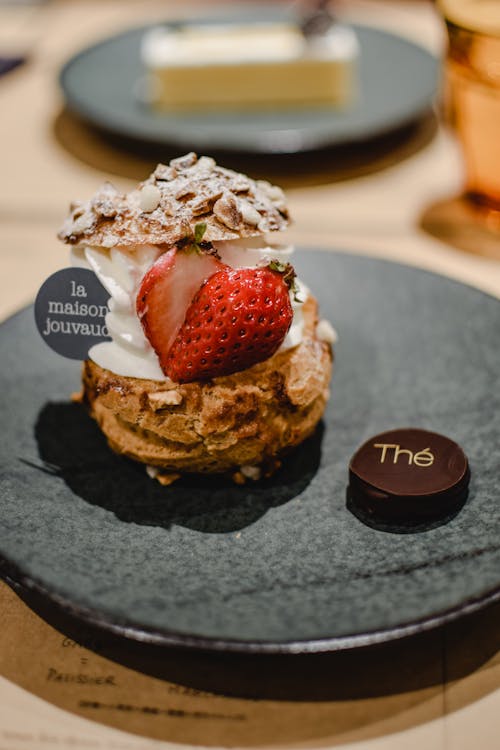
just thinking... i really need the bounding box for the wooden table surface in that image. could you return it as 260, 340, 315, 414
0, 1, 499, 749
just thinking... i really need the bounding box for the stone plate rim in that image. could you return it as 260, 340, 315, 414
1, 557, 500, 654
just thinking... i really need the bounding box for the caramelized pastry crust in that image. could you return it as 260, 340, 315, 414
82, 297, 332, 478
58, 153, 289, 250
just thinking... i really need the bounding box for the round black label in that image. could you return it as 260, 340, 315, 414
34, 268, 111, 360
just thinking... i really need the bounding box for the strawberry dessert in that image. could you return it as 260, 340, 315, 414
59, 154, 334, 484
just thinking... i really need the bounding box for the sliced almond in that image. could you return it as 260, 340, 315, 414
239, 199, 261, 226
213, 191, 242, 230
195, 156, 216, 172
171, 152, 197, 170
191, 190, 223, 217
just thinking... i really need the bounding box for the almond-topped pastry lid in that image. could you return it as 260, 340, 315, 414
58, 153, 290, 249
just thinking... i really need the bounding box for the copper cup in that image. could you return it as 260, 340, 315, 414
440, 0, 500, 218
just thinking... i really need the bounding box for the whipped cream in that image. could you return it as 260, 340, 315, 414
71, 237, 308, 381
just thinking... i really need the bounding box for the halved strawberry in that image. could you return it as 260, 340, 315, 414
136, 247, 224, 374
164, 266, 293, 383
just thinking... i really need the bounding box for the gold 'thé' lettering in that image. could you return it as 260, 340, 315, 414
373, 443, 435, 467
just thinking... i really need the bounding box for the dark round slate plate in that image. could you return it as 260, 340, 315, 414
59, 18, 438, 154
1, 252, 499, 653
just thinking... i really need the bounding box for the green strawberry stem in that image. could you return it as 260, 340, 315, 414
183, 222, 210, 255
268, 260, 300, 302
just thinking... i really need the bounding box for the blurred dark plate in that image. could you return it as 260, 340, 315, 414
1, 252, 499, 654
59, 18, 439, 155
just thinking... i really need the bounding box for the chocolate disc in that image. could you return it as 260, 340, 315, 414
348, 428, 470, 526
